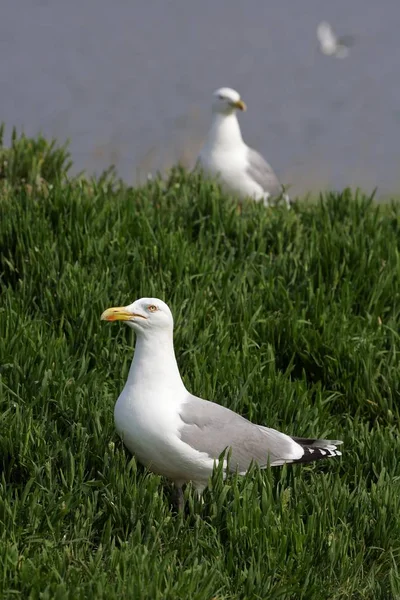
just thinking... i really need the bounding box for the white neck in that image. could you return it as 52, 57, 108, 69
206, 112, 244, 150
126, 329, 186, 394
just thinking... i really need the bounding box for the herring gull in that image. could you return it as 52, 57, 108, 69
197, 87, 291, 208
101, 297, 342, 510
317, 21, 353, 59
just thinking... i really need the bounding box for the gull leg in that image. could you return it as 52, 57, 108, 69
283, 193, 292, 209
175, 485, 185, 512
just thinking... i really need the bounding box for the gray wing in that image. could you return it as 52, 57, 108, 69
179, 395, 300, 472
246, 147, 284, 198
338, 35, 355, 48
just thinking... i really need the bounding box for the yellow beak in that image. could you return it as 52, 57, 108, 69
101, 307, 135, 322
233, 99, 247, 111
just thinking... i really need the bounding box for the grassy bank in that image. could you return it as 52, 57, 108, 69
1, 133, 400, 599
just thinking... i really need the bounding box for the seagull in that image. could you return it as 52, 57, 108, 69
317, 21, 353, 59
101, 297, 343, 510
197, 87, 291, 208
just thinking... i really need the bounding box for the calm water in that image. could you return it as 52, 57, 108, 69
2, 0, 400, 196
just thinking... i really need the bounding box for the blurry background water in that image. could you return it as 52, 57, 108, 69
2, 0, 399, 196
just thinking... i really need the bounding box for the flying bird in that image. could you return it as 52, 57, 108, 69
197, 87, 291, 208
317, 21, 354, 58
102, 297, 343, 511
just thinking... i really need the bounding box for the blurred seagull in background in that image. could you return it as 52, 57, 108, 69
102, 297, 343, 511
197, 87, 291, 208
317, 21, 354, 59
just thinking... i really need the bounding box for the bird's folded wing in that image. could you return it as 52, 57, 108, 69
178, 395, 302, 472
246, 147, 284, 198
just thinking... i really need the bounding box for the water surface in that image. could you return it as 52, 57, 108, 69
2, 0, 399, 195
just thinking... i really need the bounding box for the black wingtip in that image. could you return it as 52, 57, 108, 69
290, 444, 342, 465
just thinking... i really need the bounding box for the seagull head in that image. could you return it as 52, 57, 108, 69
212, 87, 247, 115
101, 297, 173, 333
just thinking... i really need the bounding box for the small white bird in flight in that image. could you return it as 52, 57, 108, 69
197, 87, 291, 208
317, 21, 353, 59
102, 297, 343, 510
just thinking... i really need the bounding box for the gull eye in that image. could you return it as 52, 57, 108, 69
147, 304, 158, 313
218, 94, 225, 100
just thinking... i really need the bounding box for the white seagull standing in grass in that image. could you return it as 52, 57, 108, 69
317, 21, 353, 58
102, 297, 342, 510
197, 87, 291, 208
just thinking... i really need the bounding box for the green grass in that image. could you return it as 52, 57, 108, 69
1, 133, 400, 598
